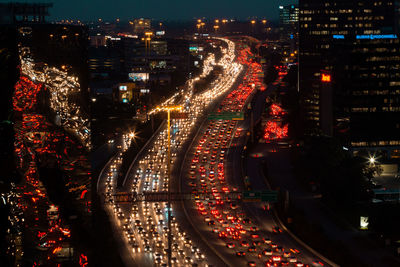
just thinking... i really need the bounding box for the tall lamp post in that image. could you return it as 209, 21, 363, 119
144, 31, 153, 55
154, 104, 183, 267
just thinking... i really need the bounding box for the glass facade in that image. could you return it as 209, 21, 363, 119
299, 0, 400, 152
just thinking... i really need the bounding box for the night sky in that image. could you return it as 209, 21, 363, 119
11, 0, 297, 21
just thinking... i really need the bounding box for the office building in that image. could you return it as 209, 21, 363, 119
299, 0, 400, 158
131, 18, 151, 33
279, 4, 299, 50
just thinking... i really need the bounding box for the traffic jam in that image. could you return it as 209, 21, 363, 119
184, 45, 311, 267
101, 38, 243, 266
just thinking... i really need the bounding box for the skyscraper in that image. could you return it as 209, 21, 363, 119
279, 4, 299, 54
299, 0, 400, 158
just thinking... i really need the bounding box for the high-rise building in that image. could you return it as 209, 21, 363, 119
279, 4, 299, 39
279, 7, 299, 34
131, 18, 151, 33
299, 0, 400, 158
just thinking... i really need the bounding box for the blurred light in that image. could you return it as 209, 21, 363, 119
369, 157, 376, 164
321, 73, 331, 83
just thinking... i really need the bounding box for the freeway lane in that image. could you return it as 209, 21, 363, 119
179, 41, 333, 267
98, 37, 243, 266
179, 44, 283, 267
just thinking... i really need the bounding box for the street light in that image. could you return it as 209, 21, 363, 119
369, 156, 376, 165
154, 104, 183, 267
144, 32, 153, 55
129, 131, 136, 139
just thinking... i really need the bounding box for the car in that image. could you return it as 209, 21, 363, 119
184, 257, 193, 263
226, 242, 235, 248
243, 218, 251, 224
262, 248, 273, 256
249, 226, 259, 232
241, 240, 249, 247
248, 246, 257, 252
132, 243, 140, 253
272, 226, 283, 233
195, 252, 205, 260
236, 251, 246, 257
271, 256, 281, 262
250, 233, 259, 239
262, 237, 271, 244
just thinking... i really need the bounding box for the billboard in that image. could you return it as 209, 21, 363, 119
119, 85, 127, 91
189, 45, 198, 52
129, 73, 149, 82
156, 31, 165, 36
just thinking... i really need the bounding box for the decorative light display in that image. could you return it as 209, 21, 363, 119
10, 44, 91, 264
264, 104, 288, 140
20, 57, 90, 149
263, 121, 288, 140
270, 103, 286, 116
13, 76, 43, 112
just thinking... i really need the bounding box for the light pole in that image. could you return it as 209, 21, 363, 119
144, 31, 153, 55
154, 104, 183, 267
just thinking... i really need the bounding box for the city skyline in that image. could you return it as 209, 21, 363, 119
10, 0, 298, 21
1, 1, 399, 266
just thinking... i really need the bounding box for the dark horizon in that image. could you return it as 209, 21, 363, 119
7, 0, 298, 21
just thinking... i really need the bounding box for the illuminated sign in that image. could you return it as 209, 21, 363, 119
122, 98, 128, 103
105, 36, 121, 41
156, 31, 165, 36
189, 46, 198, 52
360, 216, 369, 230
128, 73, 149, 81
356, 34, 397, 40
321, 73, 331, 83
333, 35, 345, 39
117, 33, 138, 38
140, 89, 150, 93
119, 85, 127, 91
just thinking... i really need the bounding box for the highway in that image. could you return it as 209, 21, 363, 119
97, 37, 334, 267
178, 43, 334, 267
98, 37, 242, 266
